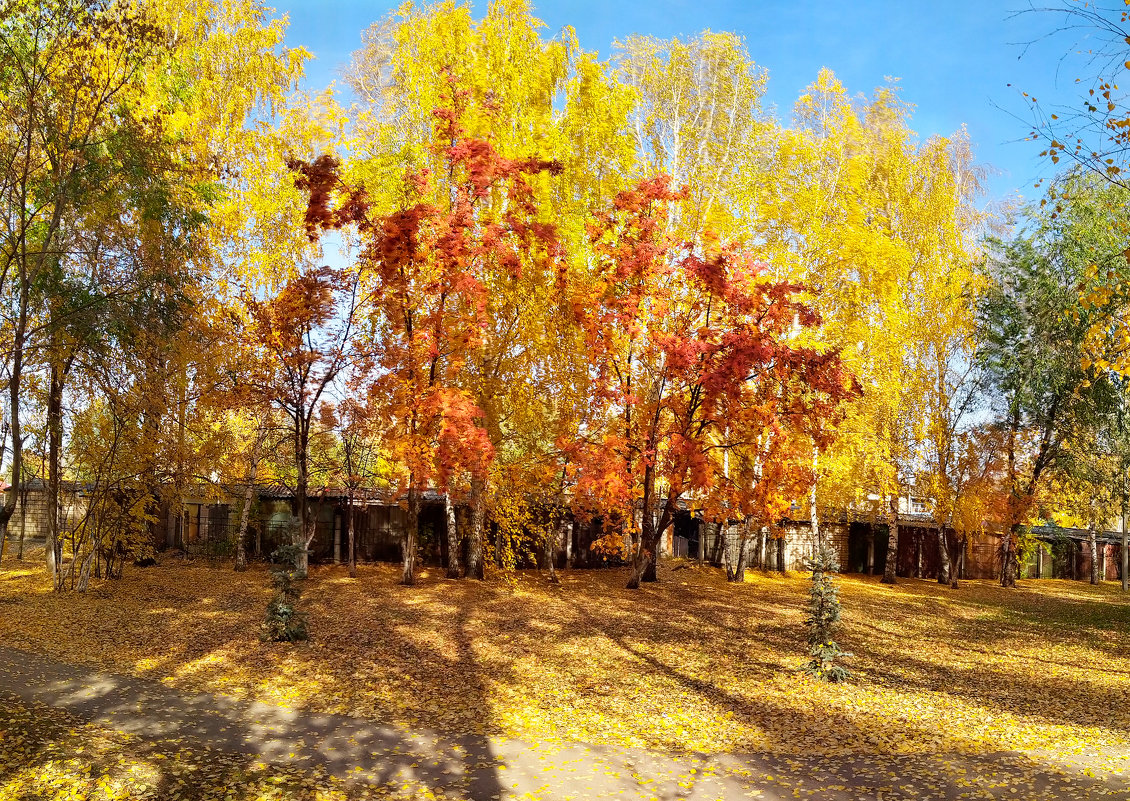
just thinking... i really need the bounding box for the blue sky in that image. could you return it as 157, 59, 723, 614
271, 0, 1103, 205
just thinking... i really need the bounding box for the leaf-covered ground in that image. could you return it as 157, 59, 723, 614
1, 551, 1128, 763
0, 694, 431, 801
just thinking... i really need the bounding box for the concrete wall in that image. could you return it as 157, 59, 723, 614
693, 519, 849, 572
2, 485, 86, 543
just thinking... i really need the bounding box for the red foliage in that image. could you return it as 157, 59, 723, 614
569, 177, 860, 582
288, 96, 562, 498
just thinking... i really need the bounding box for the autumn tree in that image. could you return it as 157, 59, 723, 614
323, 396, 385, 577
733, 71, 983, 585
0, 0, 308, 587
614, 30, 767, 242
347, 0, 634, 579
243, 267, 359, 578
291, 83, 568, 584
571, 176, 858, 590
922, 281, 988, 585
0, 0, 172, 577
977, 174, 1124, 585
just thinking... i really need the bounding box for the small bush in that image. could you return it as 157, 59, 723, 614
801, 545, 852, 682
261, 545, 308, 643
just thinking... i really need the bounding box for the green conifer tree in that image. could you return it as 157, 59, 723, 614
802, 545, 851, 681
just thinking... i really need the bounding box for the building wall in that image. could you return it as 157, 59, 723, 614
691, 519, 849, 572
2, 485, 86, 543
1074, 540, 1127, 582
964, 532, 1000, 579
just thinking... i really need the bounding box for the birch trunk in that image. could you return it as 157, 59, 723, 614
46, 362, 64, 584
347, 489, 357, 578
937, 520, 952, 585
881, 494, 899, 585
294, 421, 310, 579
1089, 527, 1099, 585
1122, 510, 1128, 592
726, 520, 750, 582
445, 492, 461, 578
75, 548, 97, 593
234, 438, 261, 572
810, 446, 821, 553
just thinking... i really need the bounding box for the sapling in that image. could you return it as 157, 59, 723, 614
262, 544, 308, 642
801, 545, 851, 682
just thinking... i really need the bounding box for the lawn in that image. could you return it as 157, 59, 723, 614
0, 551, 1128, 765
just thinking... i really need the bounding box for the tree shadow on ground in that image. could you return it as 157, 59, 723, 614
0, 691, 331, 801
0, 636, 506, 799
4, 557, 1130, 799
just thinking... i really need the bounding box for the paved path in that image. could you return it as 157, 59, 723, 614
0, 646, 1127, 800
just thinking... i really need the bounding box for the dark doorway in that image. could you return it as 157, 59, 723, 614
873, 524, 890, 575
847, 522, 871, 574
675, 511, 701, 559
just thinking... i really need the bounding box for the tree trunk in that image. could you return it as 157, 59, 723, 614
445, 492, 461, 578
75, 548, 97, 593
1122, 511, 1128, 593
466, 476, 485, 580
17, 488, 26, 559
0, 295, 27, 570
1000, 525, 1019, 588
642, 514, 661, 582
565, 516, 574, 568
626, 523, 654, 589
722, 522, 734, 576
46, 361, 64, 585
726, 520, 750, 582
810, 445, 821, 553
881, 495, 899, 585
402, 487, 420, 586
233, 478, 255, 572
294, 423, 310, 579
937, 523, 952, 585
0, 423, 7, 567
347, 489, 356, 578
1089, 527, 1099, 585
626, 495, 657, 590
234, 438, 261, 572
545, 515, 563, 583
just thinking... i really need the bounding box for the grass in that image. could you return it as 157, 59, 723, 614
1, 549, 1128, 761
